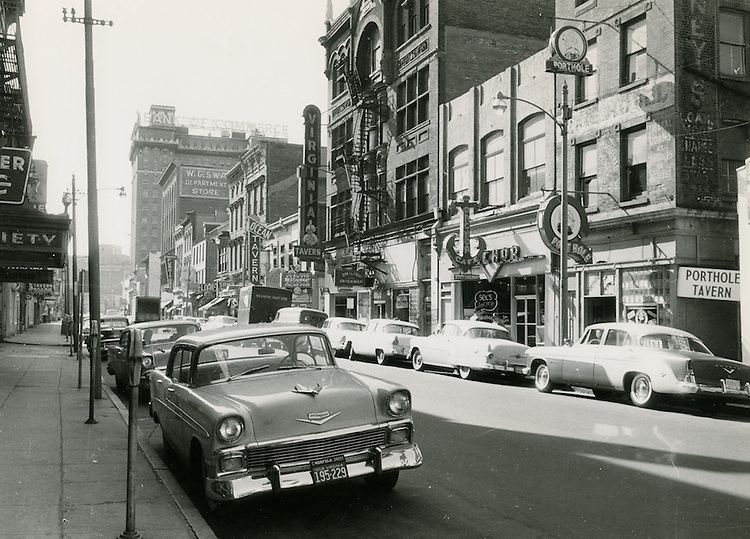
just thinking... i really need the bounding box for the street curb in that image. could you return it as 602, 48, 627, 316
105, 381, 218, 539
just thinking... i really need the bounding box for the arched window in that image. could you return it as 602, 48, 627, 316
357, 23, 382, 84
519, 114, 546, 199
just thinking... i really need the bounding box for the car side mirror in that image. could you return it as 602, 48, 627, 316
127, 328, 144, 387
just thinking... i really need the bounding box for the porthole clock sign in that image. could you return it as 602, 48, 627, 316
546, 25, 594, 76
551, 26, 587, 62
537, 194, 593, 264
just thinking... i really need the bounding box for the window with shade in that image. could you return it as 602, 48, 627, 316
449, 146, 470, 202
622, 126, 647, 201
621, 16, 647, 85
719, 10, 750, 78
480, 131, 506, 207
519, 114, 546, 199
576, 141, 597, 207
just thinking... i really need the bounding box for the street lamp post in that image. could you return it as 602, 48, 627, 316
493, 82, 572, 345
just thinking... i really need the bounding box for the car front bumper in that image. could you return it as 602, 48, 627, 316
205, 442, 423, 502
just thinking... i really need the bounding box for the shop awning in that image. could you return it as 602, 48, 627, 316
198, 296, 227, 314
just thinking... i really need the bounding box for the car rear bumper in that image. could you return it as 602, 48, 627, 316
673, 381, 750, 399
205, 443, 423, 502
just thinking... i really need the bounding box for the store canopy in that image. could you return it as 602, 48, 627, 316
198, 296, 227, 314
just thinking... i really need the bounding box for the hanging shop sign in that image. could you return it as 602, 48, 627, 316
0, 148, 33, 205
248, 235, 261, 285
247, 218, 273, 240
335, 267, 366, 287
545, 26, 594, 76
446, 196, 486, 273
284, 269, 313, 290
537, 194, 593, 264
296, 104, 323, 262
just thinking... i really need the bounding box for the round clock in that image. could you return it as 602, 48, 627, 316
552, 26, 588, 62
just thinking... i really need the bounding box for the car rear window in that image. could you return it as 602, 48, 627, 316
639, 333, 711, 353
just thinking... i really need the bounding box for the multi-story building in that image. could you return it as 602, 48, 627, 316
223, 136, 303, 287
434, 0, 746, 359
318, 0, 555, 331
129, 104, 247, 271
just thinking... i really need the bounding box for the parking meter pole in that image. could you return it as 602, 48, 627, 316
120, 327, 143, 539
120, 381, 141, 539
85, 318, 98, 425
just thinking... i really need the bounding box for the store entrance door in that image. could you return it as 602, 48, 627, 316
516, 295, 537, 346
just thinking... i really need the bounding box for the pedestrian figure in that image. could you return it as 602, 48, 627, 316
61, 314, 71, 342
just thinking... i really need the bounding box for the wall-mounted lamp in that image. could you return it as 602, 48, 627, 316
492, 92, 509, 112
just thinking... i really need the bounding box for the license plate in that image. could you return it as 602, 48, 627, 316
310, 455, 348, 484
723, 379, 741, 392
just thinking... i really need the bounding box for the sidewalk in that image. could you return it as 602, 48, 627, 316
0, 322, 216, 539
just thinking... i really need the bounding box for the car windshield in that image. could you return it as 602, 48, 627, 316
639, 333, 712, 354
193, 333, 334, 386
464, 327, 512, 340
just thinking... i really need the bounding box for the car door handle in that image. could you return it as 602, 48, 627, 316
166, 387, 175, 392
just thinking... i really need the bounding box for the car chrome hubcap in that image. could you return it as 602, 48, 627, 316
633, 378, 650, 400
537, 368, 548, 388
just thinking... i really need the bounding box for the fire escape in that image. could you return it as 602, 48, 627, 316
339, 62, 391, 239
0, 1, 32, 149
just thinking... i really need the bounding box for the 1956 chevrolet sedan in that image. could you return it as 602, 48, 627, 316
147, 324, 423, 509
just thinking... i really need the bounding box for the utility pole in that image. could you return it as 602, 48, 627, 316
63, 2, 112, 403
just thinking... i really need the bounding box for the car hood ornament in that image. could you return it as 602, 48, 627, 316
292, 382, 323, 396
296, 410, 341, 425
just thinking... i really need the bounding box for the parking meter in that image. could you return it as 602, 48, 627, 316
127, 328, 144, 387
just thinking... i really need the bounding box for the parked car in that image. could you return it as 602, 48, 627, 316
273, 306, 328, 328
147, 324, 423, 510
524, 322, 750, 409
322, 316, 366, 357
85, 314, 130, 360
107, 319, 201, 396
200, 315, 237, 331
408, 320, 529, 380
348, 318, 421, 365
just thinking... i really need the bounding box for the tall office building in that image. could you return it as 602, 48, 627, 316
128, 105, 248, 269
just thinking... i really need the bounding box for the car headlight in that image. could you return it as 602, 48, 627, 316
217, 417, 244, 443
386, 390, 411, 417
141, 354, 154, 370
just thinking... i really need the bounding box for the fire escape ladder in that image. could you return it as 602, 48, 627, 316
348, 105, 373, 233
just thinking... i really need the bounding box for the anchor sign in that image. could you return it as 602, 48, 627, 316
445, 196, 486, 272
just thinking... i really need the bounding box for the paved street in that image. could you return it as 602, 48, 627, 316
111, 356, 750, 538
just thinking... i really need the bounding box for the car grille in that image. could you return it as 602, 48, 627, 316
245, 427, 388, 469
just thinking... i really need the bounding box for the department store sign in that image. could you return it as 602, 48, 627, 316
180, 167, 228, 199
677, 267, 740, 302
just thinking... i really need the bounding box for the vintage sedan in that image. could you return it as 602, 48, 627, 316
409, 320, 529, 380
525, 322, 750, 408
321, 316, 365, 357
107, 319, 201, 396
85, 314, 129, 360
148, 324, 423, 509
347, 318, 421, 365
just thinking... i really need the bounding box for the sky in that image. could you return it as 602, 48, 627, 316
22, 0, 350, 256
